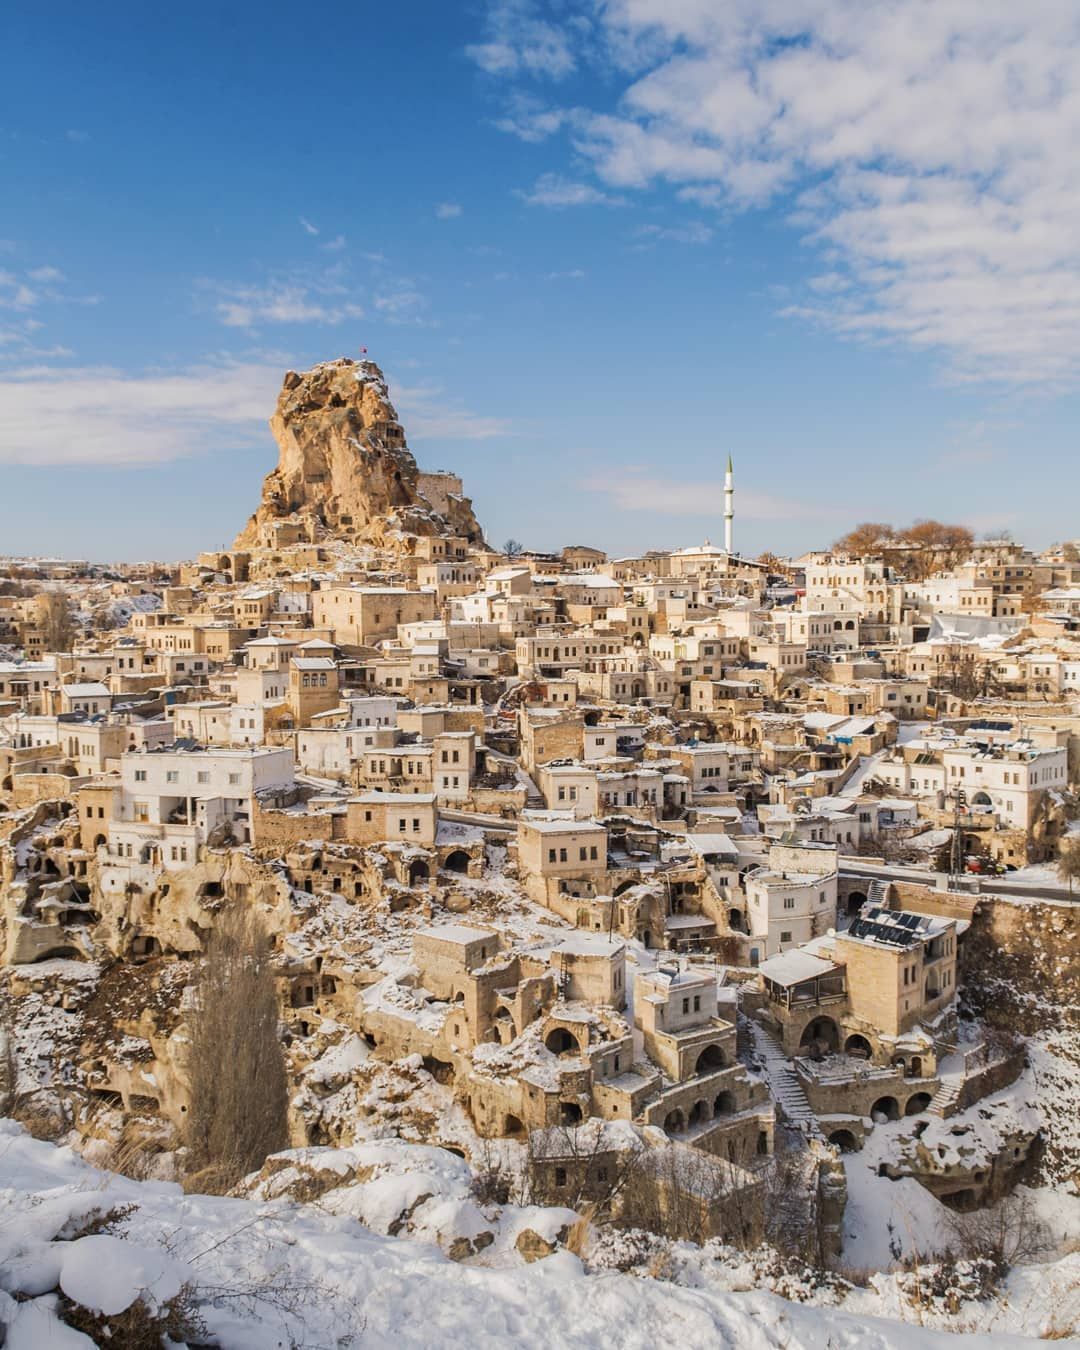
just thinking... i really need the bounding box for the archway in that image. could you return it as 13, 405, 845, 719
444, 849, 470, 875
545, 1027, 580, 1057
870, 1096, 901, 1123
799, 1017, 840, 1055
829, 1129, 859, 1153
846, 890, 867, 915
408, 859, 430, 885
905, 1092, 932, 1116
728, 909, 745, 933
663, 1108, 686, 1133
714, 1089, 736, 1116
688, 1099, 710, 1127
695, 1043, 726, 1074
560, 1101, 583, 1125
845, 1034, 873, 1059
910, 1056, 923, 1077
504, 1114, 526, 1140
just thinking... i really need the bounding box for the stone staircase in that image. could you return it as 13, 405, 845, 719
749, 1019, 824, 1139
928, 1074, 962, 1118
866, 878, 891, 906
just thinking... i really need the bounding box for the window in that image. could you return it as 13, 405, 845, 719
783, 897, 795, 910
693, 995, 701, 1012
554, 1167, 567, 1187
548, 848, 556, 863
166, 770, 179, 784
134, 769, 147, 782
559, 848, 567, 862
780, 930, 792, 943
682, 998, 689, 1014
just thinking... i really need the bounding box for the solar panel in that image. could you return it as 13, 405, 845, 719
848, 917, 917, 948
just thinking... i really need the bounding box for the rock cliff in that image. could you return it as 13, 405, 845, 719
234, 357, 484, 550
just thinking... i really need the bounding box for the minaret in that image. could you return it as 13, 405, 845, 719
724, 454, 734, 555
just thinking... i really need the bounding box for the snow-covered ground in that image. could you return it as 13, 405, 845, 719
1, 1122, 1075, 1348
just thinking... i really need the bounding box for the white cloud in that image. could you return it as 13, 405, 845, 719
299, 217, 320, 235
480, 0, 1080, 385
27, 266, 65, 283
394, 379, 511, 441
321, 234, 347, 252
435, 202, 463, 219
516, 172, 627, 209
634, 221, 712, 245
374, 289, 430, 324
0, 361, 282, 466
0, 358, 510, 467
205, 281, 364, 328
583, 470, 837, 520
466, 1, 578, 79
546, 268, 586, 280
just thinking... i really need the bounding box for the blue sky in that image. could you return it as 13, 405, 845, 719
2, 0, 1079, 562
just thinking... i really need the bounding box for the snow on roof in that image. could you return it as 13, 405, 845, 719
685, 833, 739, 859
758, 949, 838, 985
554, 933, 624, 958
416, 923, 493, 946
520, 815, 607, 834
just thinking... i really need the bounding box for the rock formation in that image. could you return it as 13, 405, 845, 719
234, 357, 484, 551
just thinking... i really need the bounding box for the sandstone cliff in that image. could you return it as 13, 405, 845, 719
234, 357, 484, 551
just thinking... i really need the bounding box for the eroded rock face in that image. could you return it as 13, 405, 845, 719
234, 357, 484, 550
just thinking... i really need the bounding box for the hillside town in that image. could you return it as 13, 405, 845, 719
1, 357, 1077, 1342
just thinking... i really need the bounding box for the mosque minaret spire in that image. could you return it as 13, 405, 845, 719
724, 453, 734, 555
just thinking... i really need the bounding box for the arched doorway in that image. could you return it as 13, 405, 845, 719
714, 1090, 736, 1116
444, 850, 470, 874
504, 1114, 526, 1139
559, 1101, 583, 1125
829, 1129, 859, 1153
845, 1034, 873, 1059
408, 859, 430, 885
688, 1099, 710, 1127
799, 1017, 840, 1056
663, 1108, 686, 1133
871, 1096, 901, 1122
905, 1092, 932, 1116
846, 890, 867, 915
545, 1027, 579, 1056
695, 1043, 726, 1074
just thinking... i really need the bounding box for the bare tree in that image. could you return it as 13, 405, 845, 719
1056, 835, 1080, 897
946, 1190, 1052, 1281
503, 538, 524, 560
185, 908, 288, 1191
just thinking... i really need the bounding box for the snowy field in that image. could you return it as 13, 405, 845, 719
1, 1121, 1075, 1348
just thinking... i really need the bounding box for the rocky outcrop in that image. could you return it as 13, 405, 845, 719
234, 357, 484, 551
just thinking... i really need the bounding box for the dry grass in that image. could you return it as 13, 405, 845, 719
563, 1203, 597, 1258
